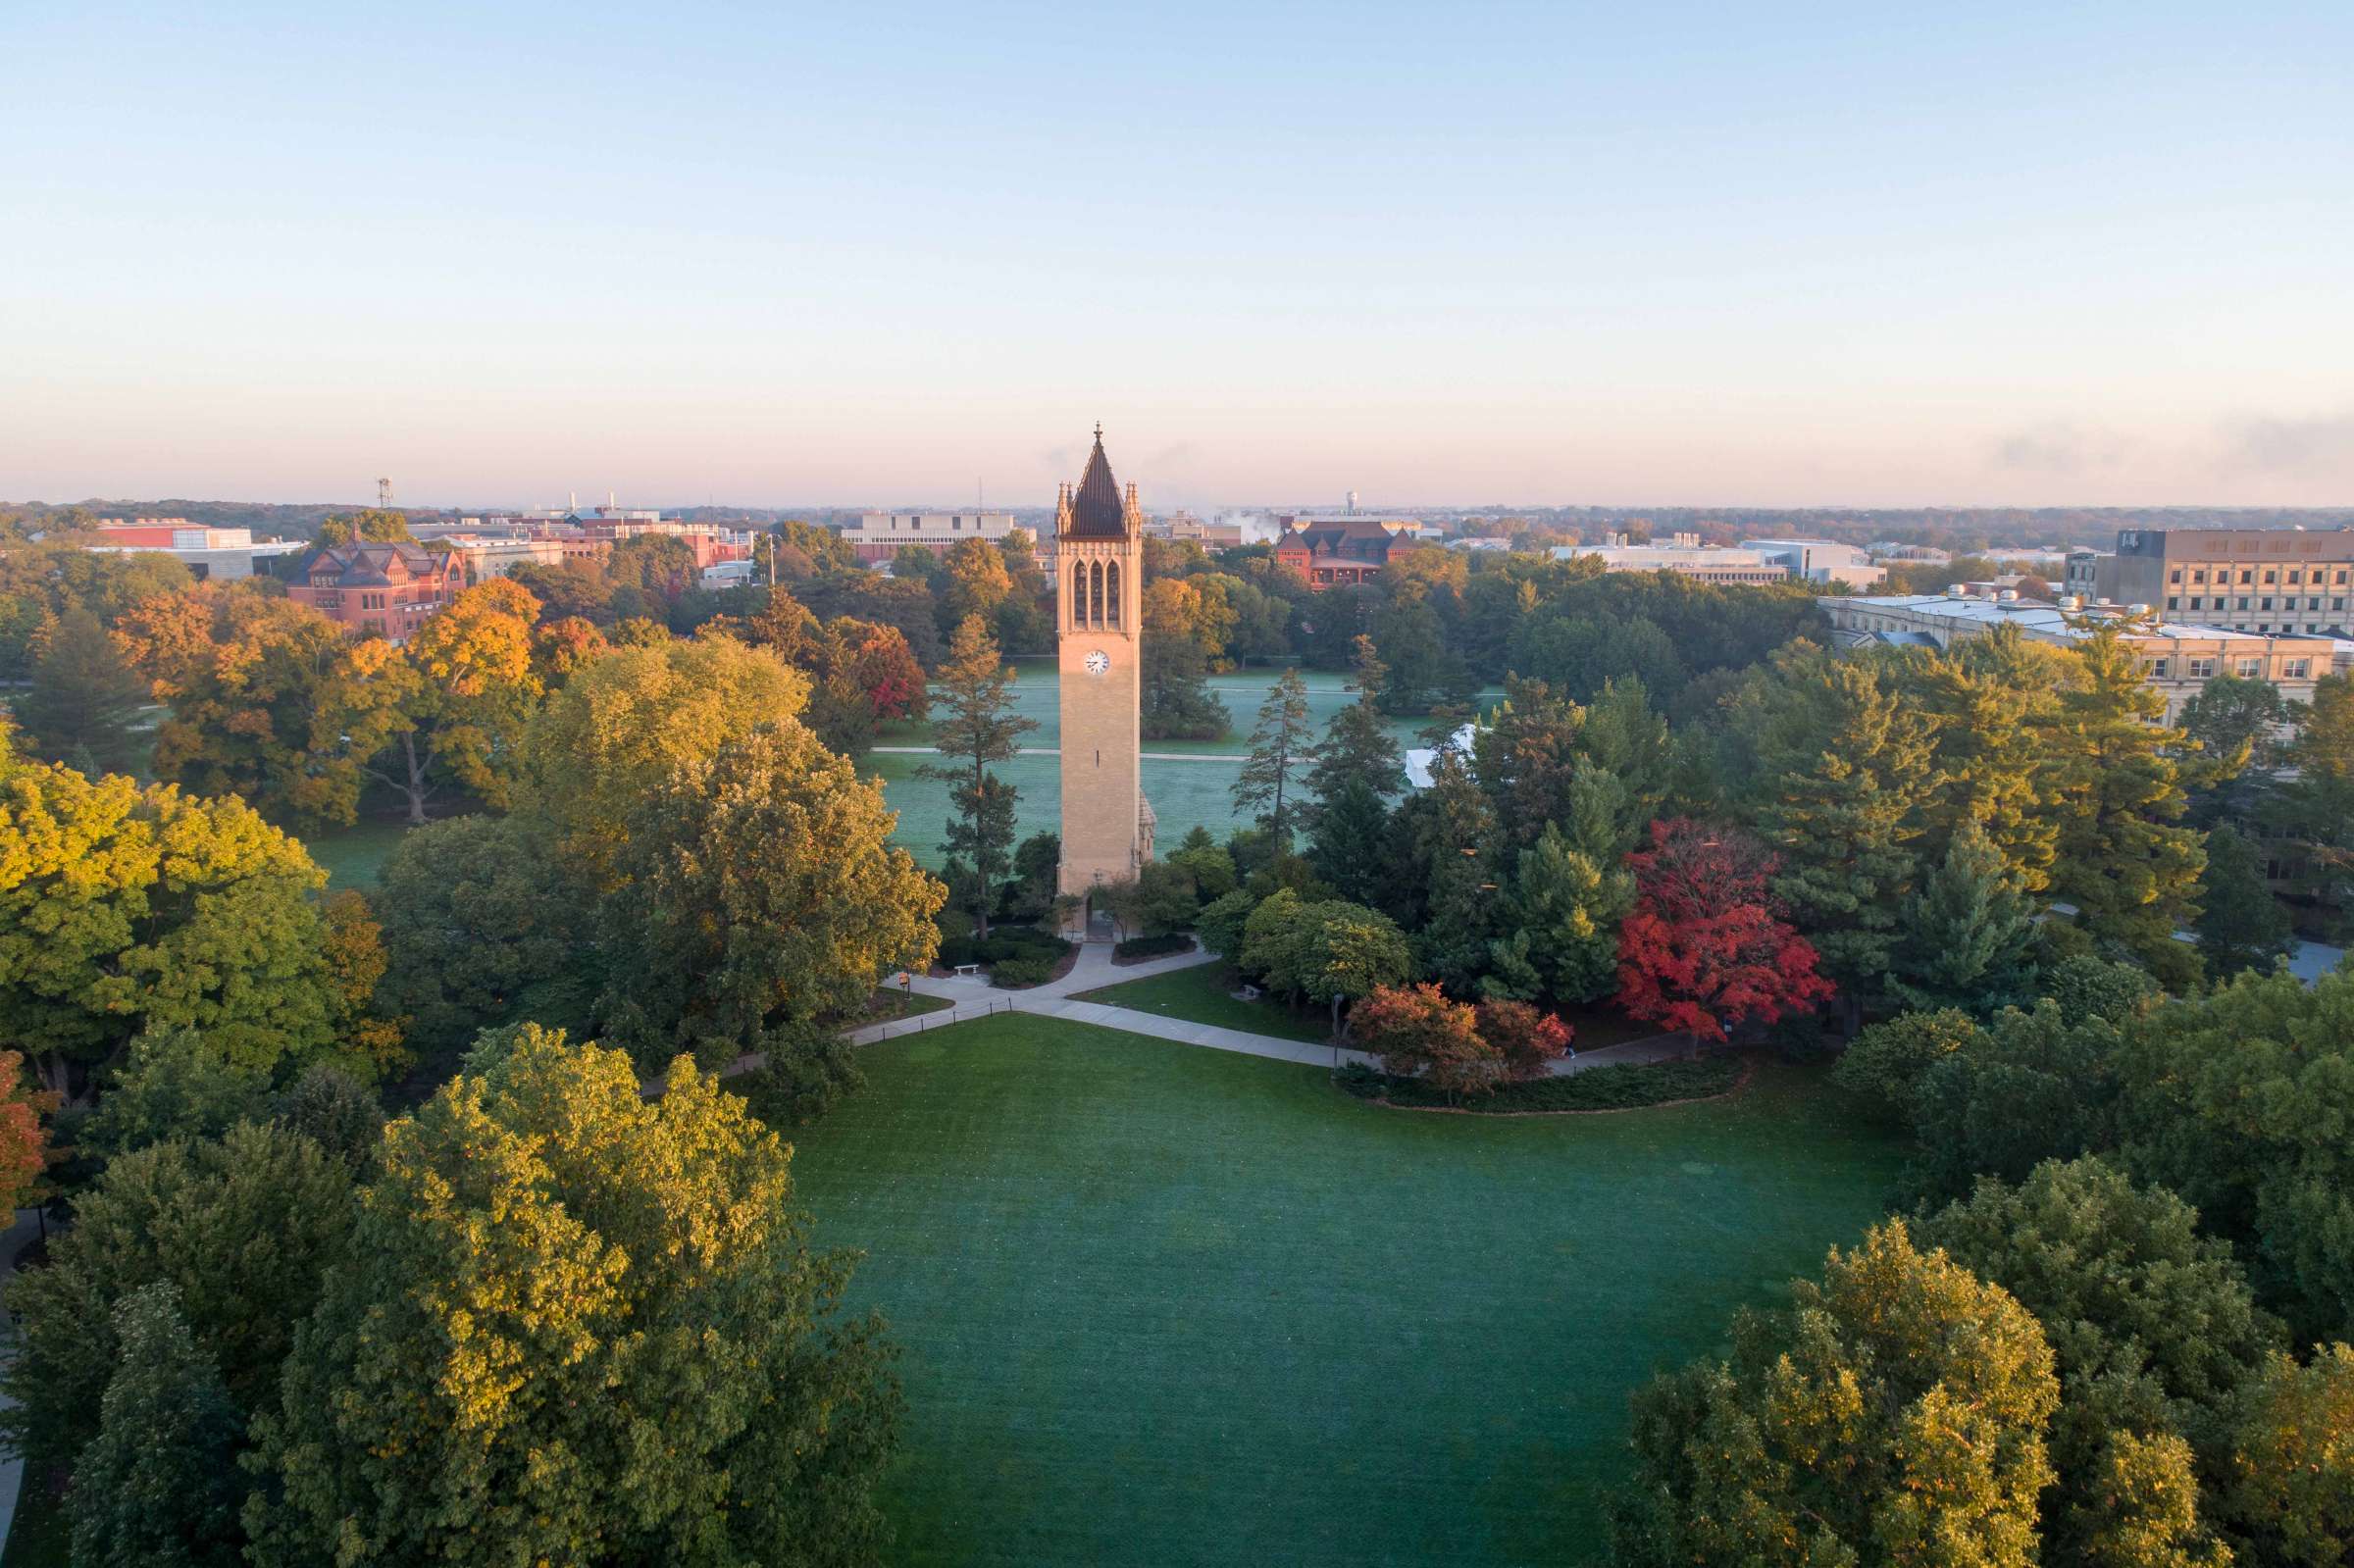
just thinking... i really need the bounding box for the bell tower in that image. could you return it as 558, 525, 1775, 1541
1055, 424, 1151, 928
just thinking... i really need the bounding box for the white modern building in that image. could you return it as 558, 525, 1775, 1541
1742, 538, 1886, 589
844, 510, 1022, 564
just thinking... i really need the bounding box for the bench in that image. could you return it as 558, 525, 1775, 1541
952, 963, 982, 980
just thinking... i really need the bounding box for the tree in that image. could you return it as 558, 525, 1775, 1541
0, 762, 344, 1093
319, 579, 543, 824
1832, 1008, 1979, 1124
598, 723, 944, 1086
923, 616, 1036, 936
244, 1029, 901, 1568
1888, 818, 2039, 1015
1304, 636, 1403, 808
1498, 821, 1631, 1004
81, 1031, 271, 1161
373, 814, 591, 1054
67, 1282, 245, 1568
1733, 646, 1933, 1014
939, 533, 1013, 635
1613, 819, 1834, 1044
1352, 983, 1494, 1099
1236, 891, 1411, 1037
1909, 999, 2125, 1204
1, 1123, 354, 1475
1918, 1159, 2279, 1568
1231, 668, 1313, 851
1613, 1221, 2059, 1568
2049, 624, 2206, 978
14, 607, 148, 777
1473, 999, 1572, 1079
1139, 579, 1231, 740
313, 509, 412, 548
2218, 1345, 2354, 1568
1896, 626, 2073, 892
2180, 672, 2290, 777
517, 633, 809, 891
114, 585, 357, 826
1164, 825, 1237, 902
2195, 823, 2296, 980
2271, 673, 2354, 929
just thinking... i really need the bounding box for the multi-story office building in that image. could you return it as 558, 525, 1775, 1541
844, 510, 1021, 564
1818, 590, 2342, 725
1741, 538, 1886, 588
2065, 527, 2354, 637
1548, 542, 1791, 586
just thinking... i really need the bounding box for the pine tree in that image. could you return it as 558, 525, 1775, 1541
1304, 636, 1404, 810
1889, 818, 2039, 1015
1305, 775, 1392, 907
1500, 821, 1631, 1004
2047, 624, 2205, 978
15, 606, 148, 777
68, 1282, 245, 1568
922, 615, 1037, 934
1231, 667, 1313, 851
2192, 823, 2293, 980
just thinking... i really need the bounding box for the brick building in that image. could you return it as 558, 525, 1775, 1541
1274, 518, 1411, 588
287, 541, 464, 641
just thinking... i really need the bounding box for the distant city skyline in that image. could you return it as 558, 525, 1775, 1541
6, 2, 2349, 509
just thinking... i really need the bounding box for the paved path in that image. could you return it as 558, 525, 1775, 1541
848, 940, 1696, 1078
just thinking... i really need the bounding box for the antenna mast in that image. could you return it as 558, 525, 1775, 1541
377, 477, 394, 508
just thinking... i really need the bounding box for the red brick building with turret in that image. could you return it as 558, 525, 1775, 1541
286, 541, 464, 641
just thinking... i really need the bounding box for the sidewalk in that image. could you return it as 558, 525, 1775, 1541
850, 941, 1696, 1078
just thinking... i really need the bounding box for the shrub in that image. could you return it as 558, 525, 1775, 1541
989, 957, 1056, 987
1114, 934, 1193, 960
1342, 1055, 1738, 1113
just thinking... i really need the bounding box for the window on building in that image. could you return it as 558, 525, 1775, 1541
2167, 596, 2179, 610
2187, 658, 2216, 678
2241, 570, 2255, 583
2261, 597, 2275, 611
2263, 570, 2277, 584
2191, 569, 2207, 583
2284, 659, 2311, 679
2289, 569, 2304, 584
2169, 569, 2182, 584
2238, 596, 2252, 610
2236, 657, 2262, 677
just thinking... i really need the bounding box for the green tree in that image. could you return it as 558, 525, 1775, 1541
1231, 668, 1314, 850
82, 1031, 272, 1161
1918, 1158, 2279, 1568
1305, 774, 1393, 908
2180, 671, 2290, 776
598, 723, 945, 1086
67, 1282, 245, 1568
2195, 823, 2295, 980
0, 762, 343, 1092
923, 616, 1036, 935
1236, 891, 1410, 1037
1140, 579, 1231, 740
244, 1028, 900, 1568
313, 509, 412, 547
14, 607, 149, 777
1614, 1220, 2059, 1568
1832, 1008, 1980, 1124
374, 814, 591, 1054
1888, 818, 2039, 1015
516, 632, 809, 891
1493, 821, 1630, 1004
1896, 626, 2073, 892
2270, 673, 2354, 929
2218, 1345, 2354, 1568
1910, 999, 2124, 1203
2049, 624, 2206, 978
1304, 635, 1403, 809
1, 1123, 354, 1476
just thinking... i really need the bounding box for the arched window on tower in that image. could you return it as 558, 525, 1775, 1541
1072, 562, 1088, 628
1106, 561, 1121, 628
1090, 560, 1105, 627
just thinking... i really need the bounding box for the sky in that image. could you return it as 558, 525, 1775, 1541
4, 1, 2351, 511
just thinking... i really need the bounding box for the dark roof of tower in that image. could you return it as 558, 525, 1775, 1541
1065, 427, 1128, 537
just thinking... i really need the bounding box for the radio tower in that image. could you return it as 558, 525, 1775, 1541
377, 477, 395, 509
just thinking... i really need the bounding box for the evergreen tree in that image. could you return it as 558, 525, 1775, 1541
922, 615, 1037, 935
2048, 624, 2206, 980
1400, 745, 1503, 992
2271, 671, 2354, 930
1231, 667, 1313, 851
1899, 626, 2071, 892
1496, 821, 1631, 1004
1304, 636, 1403, 810
2193, 823, 2294, 981
68, 1283, 244, 1568
1739, 648, 1934, 1016
1305, 775, 1392, 908
15, 607, 147, 777
1889, 819, 2038, 1015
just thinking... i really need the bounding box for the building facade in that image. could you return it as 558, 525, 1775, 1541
1275, 518, 1412, 588
844, 510, 1021, 564
1549, 543, 1792, 585
287, 541, 465, 641
1741, 537, 1887, 588
1055, 429, 1153, 925
1818, 591, 2336, 725
2065, 527, 2354, 637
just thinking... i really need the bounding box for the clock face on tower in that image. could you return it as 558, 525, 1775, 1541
1084, 650, 1111, 677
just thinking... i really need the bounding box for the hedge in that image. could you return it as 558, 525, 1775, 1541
1336, 1055, 1740, 1114
1113, 934, 1194, 960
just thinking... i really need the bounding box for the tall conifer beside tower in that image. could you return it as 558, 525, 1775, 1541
1055, 425, 1152, 930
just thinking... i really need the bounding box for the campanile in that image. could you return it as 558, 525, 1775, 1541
1055, 425, 1152, 926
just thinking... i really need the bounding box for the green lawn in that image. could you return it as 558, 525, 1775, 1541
787, 1015, 1904, 1566
1073, 960, 1332, 1042
298, 818, 414, 892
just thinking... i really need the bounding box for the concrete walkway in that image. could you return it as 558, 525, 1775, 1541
850, 940, 1696, 1078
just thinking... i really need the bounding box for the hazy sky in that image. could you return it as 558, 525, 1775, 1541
6, 2, 2352, 510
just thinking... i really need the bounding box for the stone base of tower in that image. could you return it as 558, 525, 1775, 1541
1053, 794, 1159, 941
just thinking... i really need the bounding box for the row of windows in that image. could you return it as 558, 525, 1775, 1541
1069, 559, 1123, 629
2168, 594, 2346, 614
886, 515, 987, 531
2170, 565, 2352, 586
2142, 655, 2312, 680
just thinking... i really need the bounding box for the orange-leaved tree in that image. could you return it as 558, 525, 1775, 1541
1613, 818, 1833, 1044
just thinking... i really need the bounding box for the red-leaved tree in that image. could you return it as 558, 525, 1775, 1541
0, 1049, 57, 1212
1475, 999, 1573, 1078
1353, 983, 1497, 1101
1614, 819, 1834, 1043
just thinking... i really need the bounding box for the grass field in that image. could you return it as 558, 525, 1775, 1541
298, 818, 413, 891
786, 1015, 1904, 1566
873, 661, 1497, 869
1073, 961, 1333, 1041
